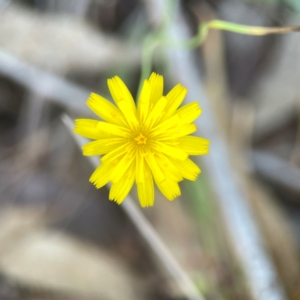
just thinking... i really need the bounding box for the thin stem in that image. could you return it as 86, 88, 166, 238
161, 24, 209, 49
137, 35, 158, 99
207, 20, 300, 35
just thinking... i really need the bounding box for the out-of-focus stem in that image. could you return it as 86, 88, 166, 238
207, 20, 300, 35
0, 51, 90, 115
137, 35, 158, 98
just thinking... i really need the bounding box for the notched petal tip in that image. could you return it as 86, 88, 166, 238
108, 195, 123, 205
141, 202, 153, 208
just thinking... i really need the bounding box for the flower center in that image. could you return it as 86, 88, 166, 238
134, 133, 147, 145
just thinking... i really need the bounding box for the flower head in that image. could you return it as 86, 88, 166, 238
74, 73, 209, 207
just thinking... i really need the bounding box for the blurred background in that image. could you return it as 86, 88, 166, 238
1, 0, 300, 299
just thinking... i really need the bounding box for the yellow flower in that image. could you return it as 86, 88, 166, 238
74, 73, 209, 207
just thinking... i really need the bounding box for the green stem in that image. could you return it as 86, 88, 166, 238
161, 23, 209, 49
137, 35, 159, 99
208, 20, 300, 35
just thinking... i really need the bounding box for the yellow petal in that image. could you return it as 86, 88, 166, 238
136, 161, 154, 207
161, 84, 187, 121
150, 141, 188, 160
101, 142, 132, 164
151, 103, 200, 137
154, 177, 181, 201
96, 121, 132, 138
170, 158, 201, 181
107, 76, 136, 112
74, 119, 111, 139
110, 152, 135, 183
136, 150, 144, 184
109, 162, 135, 204
143, 96, 168, 130
82, 138, 125, 156
177, 102, 202, 125
145, 153, 165, 183
149, 114, 180, 137
154, 124, 197, 140
137, 79, 151, 124
87, 93, 126, 126
117, 99, 139, 130
177, 136, 210, 155
89, 162, 113, 188
155, 153, 183, 182
149, 72, 163, 106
